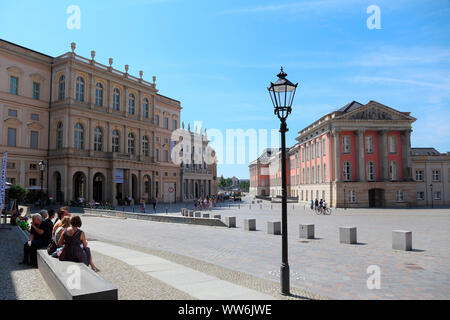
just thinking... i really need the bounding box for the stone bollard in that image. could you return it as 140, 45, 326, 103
339, 226, 357, 244
213, 214, 221, 219
202, 213, 210, 218
267, 221, 281, 235
392, 230, 412, 251
194, 212, 201, 218
224, 216, 236, 228
244, 218, 256, 231
299, 224, 314, 239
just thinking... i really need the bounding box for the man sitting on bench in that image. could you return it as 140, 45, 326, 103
20, 213, 52, 267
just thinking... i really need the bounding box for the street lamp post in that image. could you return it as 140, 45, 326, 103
430, 183, 433, 208
268, 67, 298, 296
39, 160, 46, 208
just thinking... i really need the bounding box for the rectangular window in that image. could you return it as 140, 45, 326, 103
173, 120, 177, 130
29, 164, 37, 170
322, 138, 326, 156
365, 135, 374, 153
154, 115, 159, 126
311, 143, 315, 159
31, 113, 39, 121
416, 192, 424, 200
32, 82, 40, 100
342, 135, 351, 154
432, 170, 441, 182
415, 170, 424, 182
10, 76, 18, 95
29, 178, 37, 186
6, 178, 16, 184
389, 135, 397, 153
433, 191, 441, 200
6, 162, 15, 169
155, 149, 159, 161
7, 128, 16, 147
164, 117, 169, 129
30, 131, 39, 149
396, 190, 405, 202
349, 190, 356, 203
8, 109, 17, 117
164, 150, 169, 162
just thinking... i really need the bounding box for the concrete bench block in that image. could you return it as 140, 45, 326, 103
224, 216, 236, 228
299, 224, 314, 239
339, 226, 357, 244
194, 212, 201, 218
188, 210, 194, 217
244, 218, 256, 231
392, 230, 412, 251
213, 214, 221, 220
267, 221, 281, 235
202, 213, 210, 218
37, 250, 117, 300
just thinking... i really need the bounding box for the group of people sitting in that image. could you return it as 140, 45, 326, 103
20, 206, 99, 272
193, 197, 215, 211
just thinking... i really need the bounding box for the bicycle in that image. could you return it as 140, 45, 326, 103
316, 206, 331, 215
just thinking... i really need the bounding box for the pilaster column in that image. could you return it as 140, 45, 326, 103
138, 170, 142, 202
107, 80, 112, 113
379, 130, 388, 181
123, 125, 127, 154
124, 86, 128, 117
88, 168, 93, 202
332, 129, 341, 182
106, 122, 111, 152
356, 129, 365, 181
401, 129, 412, 181
111, 164, 117, 206
138, 91, 142, 120
138, 128, 142, 161
127, 170, 132, 198
90, 73, 95, 109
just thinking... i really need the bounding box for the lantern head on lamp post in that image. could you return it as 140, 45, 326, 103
268, 67, 298, 296
268, 67, 298, 123
38, 160, 46, 208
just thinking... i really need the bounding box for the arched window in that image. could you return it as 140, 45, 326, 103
113, 88, 120, 111
95, 82, 103, 106
74, 123, 84, 150
343, 161, 352, 181
58, 75, 65, 100
75, 77, 85, 102
56, 122, 63, 150
94, 127, 102, 151
112, 130, 120, 152
128, 133, 135, 154
367, 160, 376, 181
312, 166, 315, 184
323, 164, 327, 182
143, 98, 149, 118
389, 160, 398, 181
128, 94, 135, 114
142, 136, 149, 156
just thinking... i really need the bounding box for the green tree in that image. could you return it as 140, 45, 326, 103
6, 184, 28, 205
218, 175, 227, 188
239, 181, 250, 192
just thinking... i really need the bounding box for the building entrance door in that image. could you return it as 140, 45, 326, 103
369, 188, 384, 208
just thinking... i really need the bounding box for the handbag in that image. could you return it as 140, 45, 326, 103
47, 239, 57, 255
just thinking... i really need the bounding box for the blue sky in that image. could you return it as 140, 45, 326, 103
1, 0, 449, 179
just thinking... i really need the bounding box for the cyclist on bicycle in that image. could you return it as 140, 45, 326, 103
322, 200, 327, 213
310, 200, 314, 210
319, 199, 323, 211
314, 199, 319, 211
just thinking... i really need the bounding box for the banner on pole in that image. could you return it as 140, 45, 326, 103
0, 152, 7, 210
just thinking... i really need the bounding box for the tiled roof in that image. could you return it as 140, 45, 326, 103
410, 147, 441, 156
336, 100, 364, 113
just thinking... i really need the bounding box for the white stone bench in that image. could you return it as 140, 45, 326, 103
224, 216, 236, 228
339, 226, 357, 244
37, 249, 117, 300
194, 212, 201, 218
213, 214, 221, 220
202, 213, 210, 218
392, 230, 412, 251
188, 210, 194, 217
244, 218, 256, 231
299, 224, 314, 239
267, 221, 281, 235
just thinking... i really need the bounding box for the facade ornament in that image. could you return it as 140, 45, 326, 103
70, 42, 76, 53
139, 70, 143, 79
124, 64, 129, 74
152, 76, 156, 86
90, 50, 95, 60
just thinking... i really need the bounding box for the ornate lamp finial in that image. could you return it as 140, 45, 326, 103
139, 70, 143, 79
108, 58, 113, 67
124, 64, 129, 73
91, 50, 96, 60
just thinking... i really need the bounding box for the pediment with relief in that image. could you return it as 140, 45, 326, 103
340, 102, 415, 121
